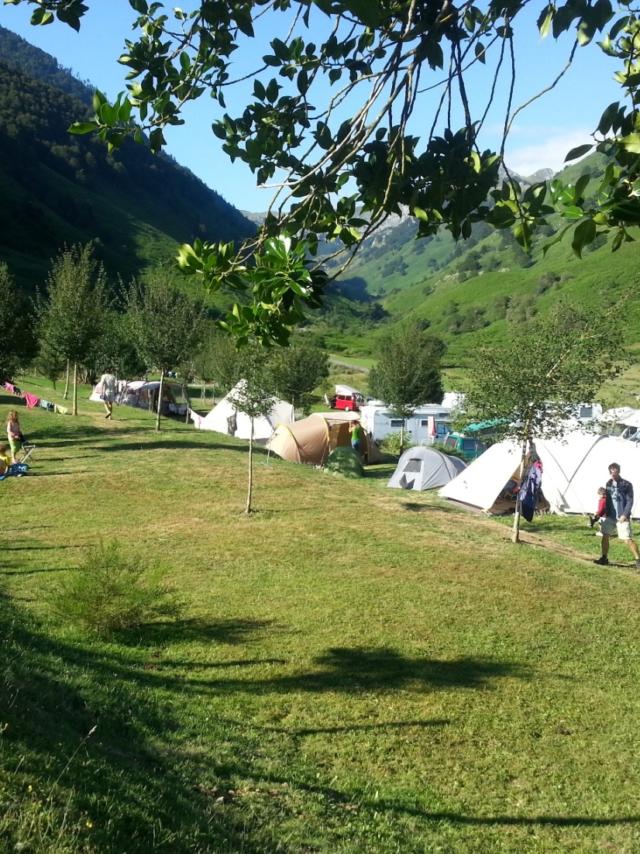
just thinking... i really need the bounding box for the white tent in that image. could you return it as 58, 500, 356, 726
190, 380, 294, 441
440, 432, 640, 517
388, 446, 466, 491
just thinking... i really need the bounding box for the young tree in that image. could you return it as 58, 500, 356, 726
228, 343, 277, 515
38, 244, 108, 415
0, 263, 34, 382
192, 324, 223, 404
14, 2, 640, 341
268, 335, 330, 413
463, 302, 624, 543
127, 275, 205, 430
369, 324, 445, 453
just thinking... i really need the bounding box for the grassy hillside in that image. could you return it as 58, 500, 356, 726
2, 379, 640, 851
0, 27, 254, 291
330, 153, 640, 370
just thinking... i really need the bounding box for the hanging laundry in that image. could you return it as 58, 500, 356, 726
23, 392, 41, 409
518, 458, 543, 523
54, 404, 69, 415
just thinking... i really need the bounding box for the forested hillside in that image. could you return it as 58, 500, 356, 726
0, 26, 254, 290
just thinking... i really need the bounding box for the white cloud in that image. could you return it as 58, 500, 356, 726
504, 129, 593, 177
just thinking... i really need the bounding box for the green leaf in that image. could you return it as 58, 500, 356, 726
537, 6, 554, 38
571, 218, 597, 257
564, 144, 593, 162
619, 133, 640, 154
68, 121, 99, 135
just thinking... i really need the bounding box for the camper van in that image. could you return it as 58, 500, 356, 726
330, 385, 365, 412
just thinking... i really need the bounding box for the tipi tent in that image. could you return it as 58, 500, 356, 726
190, 380, 294, 441
440, 432, 640, 517
268, 411, 381, 465
388, 446, 466, 491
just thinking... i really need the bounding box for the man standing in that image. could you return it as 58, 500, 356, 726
594, 462, 640, 568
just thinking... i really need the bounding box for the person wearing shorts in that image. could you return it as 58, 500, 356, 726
594, 462, 640, 568
98, 371, 117, 420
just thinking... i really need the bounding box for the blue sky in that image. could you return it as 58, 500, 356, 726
1, 2, 622, 212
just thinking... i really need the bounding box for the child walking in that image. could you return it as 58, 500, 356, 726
6, 410, 24, 464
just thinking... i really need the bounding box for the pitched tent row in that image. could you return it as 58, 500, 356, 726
190, 381, 294, 441
440, 432, 640, 518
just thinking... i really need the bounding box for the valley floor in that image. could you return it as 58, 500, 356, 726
1, 378, 640, 853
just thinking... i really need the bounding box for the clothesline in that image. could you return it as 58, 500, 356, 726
3, 381, 69, 415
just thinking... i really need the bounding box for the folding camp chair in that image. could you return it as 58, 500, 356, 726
20, 443, 36, 465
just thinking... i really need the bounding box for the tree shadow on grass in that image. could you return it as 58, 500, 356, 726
242, 768, 640, 829
97, 439, 257, 454
3, 600, 634, 846
0, 597, 275, 853
117, 617, 275, 647
101, 645, 529, 697
400, 501, 430, 512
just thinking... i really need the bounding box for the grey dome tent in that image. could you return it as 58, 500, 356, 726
388, 446, 466, 491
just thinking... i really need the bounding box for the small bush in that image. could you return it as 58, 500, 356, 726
54, 542, 179, 637
325, 446, 364, 478
380, 431, 414, 456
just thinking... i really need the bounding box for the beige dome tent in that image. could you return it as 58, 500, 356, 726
268, 412, 381, 465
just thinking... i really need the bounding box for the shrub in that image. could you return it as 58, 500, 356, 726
325, 446, 364, 478
380, 431, 414, 456
54, 542, 179, 637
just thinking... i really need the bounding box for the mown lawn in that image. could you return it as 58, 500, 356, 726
1, 378, 640, 853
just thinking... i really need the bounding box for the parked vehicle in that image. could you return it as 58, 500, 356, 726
330, 385, 365, 412
441, 432, 487, 461
332, 392, 364, 412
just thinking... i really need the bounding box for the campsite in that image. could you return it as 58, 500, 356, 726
5, 2, 640, 851
3, 376, 640, 852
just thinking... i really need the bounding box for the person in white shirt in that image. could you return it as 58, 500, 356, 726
98, 371, 117, 420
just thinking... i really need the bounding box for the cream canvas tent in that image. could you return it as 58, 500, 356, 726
268, 411, 381, 465
388, 446, 466, 491
91, 380, 187, 415
190, 380, 294, 441
440, 432, 640, 517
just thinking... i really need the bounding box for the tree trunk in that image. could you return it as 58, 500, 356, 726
511, 438, 529, 544
72, 362, 78, 416
155, 369, 164, 432
63, 359, 70, 400
400, 419, 405, 455
245, 417, 254, 515
182, 382, 191, 424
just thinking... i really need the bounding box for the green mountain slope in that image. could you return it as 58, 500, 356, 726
331, 154, 640, 366
0, 26, 254, 290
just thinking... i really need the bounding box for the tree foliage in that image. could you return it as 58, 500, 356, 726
463, 301, 626, 541
127, 271, 205, 428
127, 274, 205, 374
37, 243, 108, 413
11, 0, 640, 342
463, 302, 624, 445
369, 322, 444, 425
0, 262, 34, 380
268, 335, 329, 412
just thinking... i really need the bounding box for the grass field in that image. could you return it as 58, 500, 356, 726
2, 376, 640, 852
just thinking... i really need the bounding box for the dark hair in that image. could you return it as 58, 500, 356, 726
608, 462, 621, 471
